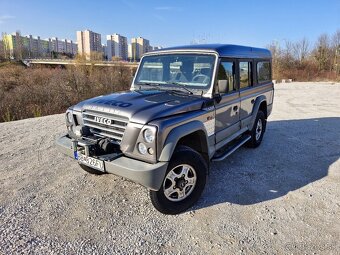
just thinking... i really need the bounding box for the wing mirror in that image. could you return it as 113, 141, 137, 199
214, 80, 228, 104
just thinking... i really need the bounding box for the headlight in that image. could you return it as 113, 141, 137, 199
66, 112, 73, 123
138, 143, 147, 155
143, 128, 155, 143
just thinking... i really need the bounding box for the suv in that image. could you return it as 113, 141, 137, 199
57, 44, 274, 214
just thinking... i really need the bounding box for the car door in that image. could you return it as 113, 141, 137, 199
238, 59, 257, 128
215, 59, 241, 144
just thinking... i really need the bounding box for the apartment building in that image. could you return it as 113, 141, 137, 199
106, 33, 128, 61
102, 44, 107, 60
3, 33, 30, 59
3, 32, 77, 59
49, 38, 77, 55
130, 37, 150, 61
76, 29, 102, 60
65, 40, 76, 55
40, 39, 50, 56
152, 46, 163, 51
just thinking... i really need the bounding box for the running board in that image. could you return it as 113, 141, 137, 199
212, 135, 251, 162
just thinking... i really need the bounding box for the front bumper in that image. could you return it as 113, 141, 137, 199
56, 135, 168, 191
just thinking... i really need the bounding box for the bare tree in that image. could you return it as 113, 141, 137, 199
293, 38, 310, 64
331, 29, 340, 75
267, 41, 282, 79
313, 34, 331, 71
280, 40, 295, 69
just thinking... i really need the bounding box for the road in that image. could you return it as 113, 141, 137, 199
0, 82, 339, 254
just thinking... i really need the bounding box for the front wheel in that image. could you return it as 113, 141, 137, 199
150, 146, 207, 214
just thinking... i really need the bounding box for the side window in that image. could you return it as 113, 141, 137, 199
239, 61, 252, 89
257, 61, 271, 84
217, 61, 235, 94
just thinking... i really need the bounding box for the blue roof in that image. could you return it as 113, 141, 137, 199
154, 44, 271, 59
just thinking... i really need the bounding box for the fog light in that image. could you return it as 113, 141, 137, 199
148, 148, 154, 155
138, 143, 147, 155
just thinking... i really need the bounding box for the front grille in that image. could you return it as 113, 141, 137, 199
82, 110, 129, 143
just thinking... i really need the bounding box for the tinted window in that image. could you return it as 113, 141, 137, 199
217, 61, 235, 93
257, 61, 271, 84
239, 61, 252, 89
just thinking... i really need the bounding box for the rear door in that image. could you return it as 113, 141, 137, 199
238, 59, 256, 127
239, 59, 274, 129
215, 59, 241, 143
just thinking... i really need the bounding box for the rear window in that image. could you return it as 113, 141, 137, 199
257, 61, 271, 84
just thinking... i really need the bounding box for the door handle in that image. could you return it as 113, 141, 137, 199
233, 105, 238, 111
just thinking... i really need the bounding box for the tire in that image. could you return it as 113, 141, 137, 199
150, 145, 207, 214
79, 164, 105, 175
247, 110, 266, 148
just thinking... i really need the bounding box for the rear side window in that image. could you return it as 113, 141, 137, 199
257, 61, 271, 84
239, 61, 252, 89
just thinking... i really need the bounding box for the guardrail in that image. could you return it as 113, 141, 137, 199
23, 59, 139, 68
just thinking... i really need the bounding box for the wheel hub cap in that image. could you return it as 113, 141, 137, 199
255, 119, 263, 140
176, 178, 187, 189
163, 164, 197, 202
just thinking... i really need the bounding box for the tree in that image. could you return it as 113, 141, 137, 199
293, 38, 310, 65
331, 29, 340, 75
313, 34, 331, 71
267, 41, 282, 79
281, 40, 295, 69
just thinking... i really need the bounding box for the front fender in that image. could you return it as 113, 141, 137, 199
159, 121, 209, 162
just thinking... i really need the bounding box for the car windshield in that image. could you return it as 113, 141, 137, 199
134, 54, 216, 94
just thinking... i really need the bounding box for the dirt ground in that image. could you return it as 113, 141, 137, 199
0, 82, 339, 254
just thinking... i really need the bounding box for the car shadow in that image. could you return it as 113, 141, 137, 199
193, 117, 340, 209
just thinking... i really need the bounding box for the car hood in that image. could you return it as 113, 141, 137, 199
72, 90, 207, 124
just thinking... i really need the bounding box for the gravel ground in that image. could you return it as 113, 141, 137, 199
0, 82, 339, 254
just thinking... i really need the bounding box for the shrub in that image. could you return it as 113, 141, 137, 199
0, 64, 135, 122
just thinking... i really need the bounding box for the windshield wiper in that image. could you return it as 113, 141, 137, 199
166, 82, 193, 95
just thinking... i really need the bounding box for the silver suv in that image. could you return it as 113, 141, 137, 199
57, 44, 274, 214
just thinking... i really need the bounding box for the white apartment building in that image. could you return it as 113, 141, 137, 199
106, 33, 128, 61
130, 37, 150, 61
128, 43, 132, 60
77, 29, 102, 60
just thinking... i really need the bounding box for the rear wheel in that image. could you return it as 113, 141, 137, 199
247, 110, 266, 148
150, 145, 207, 214
79, 164, 105, 175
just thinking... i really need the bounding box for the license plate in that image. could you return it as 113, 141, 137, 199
78, 153, 105, 172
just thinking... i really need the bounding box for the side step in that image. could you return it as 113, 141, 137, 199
212, 135, 251, 162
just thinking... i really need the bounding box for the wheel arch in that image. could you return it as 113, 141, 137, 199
248, 96, 268, 131
159, 121, 209, 163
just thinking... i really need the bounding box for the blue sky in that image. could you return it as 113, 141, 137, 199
0, 0, 339, 48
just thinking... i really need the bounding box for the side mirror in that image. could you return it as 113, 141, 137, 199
218, 80, 228, 93
214, 93, 222, 104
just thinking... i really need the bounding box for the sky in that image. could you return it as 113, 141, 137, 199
0, 0, 339, 48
